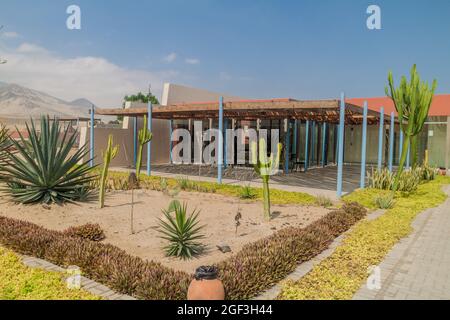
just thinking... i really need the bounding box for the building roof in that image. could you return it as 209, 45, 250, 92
348, 94, 450, 117
96, 99, 386, 124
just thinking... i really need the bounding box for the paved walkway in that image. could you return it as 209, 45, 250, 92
354, 185, 450, 300
21, 255, 135, 300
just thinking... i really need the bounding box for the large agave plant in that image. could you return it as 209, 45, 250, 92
158, 200, 205, 260
0, 116, 96, 204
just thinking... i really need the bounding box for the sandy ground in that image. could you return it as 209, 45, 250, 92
0, 189, 330, 273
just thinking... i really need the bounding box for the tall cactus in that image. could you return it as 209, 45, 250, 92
251, 138, 282, 221
99, 135, 119, 208
135, 115, 153, 179
385, 64, 437, 190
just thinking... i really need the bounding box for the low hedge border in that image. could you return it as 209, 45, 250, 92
278, 176, 450, 300
0, 202, 366, 300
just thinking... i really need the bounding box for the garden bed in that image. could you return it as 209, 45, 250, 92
0, 189, 329, 273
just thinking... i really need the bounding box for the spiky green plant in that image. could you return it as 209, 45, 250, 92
239, 184, 257, 200
99, 135, 119, 208
0, 116, 95, 204
386, 64, 437, 190
251, 138, 282, 221
157, 200, 205, 260
0, 123, 11, 165
374, 194, 395, 209
135, 115, 153, 179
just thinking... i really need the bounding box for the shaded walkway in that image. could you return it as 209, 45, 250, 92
151, 164, 371, 194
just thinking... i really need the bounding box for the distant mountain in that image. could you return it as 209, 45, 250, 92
0, 82, 93, 119
70, 98, 95, 109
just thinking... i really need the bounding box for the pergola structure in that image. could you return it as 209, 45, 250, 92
94, 94, 399, 197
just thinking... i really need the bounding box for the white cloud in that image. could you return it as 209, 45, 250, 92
2, 31, 20, 39
163, 52, 177, 63
185, 58, 200, 65
0, 42, 179, 107
16, 43, 48, 54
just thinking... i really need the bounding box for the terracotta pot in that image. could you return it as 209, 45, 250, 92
187, 266, 225, 300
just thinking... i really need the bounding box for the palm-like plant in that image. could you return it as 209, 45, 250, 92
0, 116, 96, 204
158, 200, 205, 260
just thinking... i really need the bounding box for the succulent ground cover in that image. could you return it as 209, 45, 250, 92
93, 171, 317, 206
0, 246, 99, 300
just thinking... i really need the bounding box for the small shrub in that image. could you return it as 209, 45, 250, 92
239, 185, 257, 200
397, 169, 420, 192
368, 168, 393, 190
416, 165, 439, 181
315, 195, 333, 208
158, 200, 205, 260
368, 168, 419, 192
177, 177, 194, 191
374, 194, 395, 209
63, 224, 106, 242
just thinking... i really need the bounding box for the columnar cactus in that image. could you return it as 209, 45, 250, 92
386, 64, 437, 191
251, 138, 282, 221
99, 134, 119, 208
135, 115, 153, 179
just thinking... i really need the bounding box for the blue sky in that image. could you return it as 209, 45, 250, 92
0, 0, 449, 105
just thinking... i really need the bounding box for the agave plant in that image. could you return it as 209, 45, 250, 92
0, 123, 12, 165
0, 116, 96, 204
158, 200, 205, 260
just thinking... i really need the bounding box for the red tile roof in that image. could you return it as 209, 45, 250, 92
348, 94, 450, 117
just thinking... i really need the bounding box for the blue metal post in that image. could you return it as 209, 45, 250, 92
293, 120, 298, 158
360, 102, 368, 189
337, 93, 346, 198
89, 105, 95, 167
398, 129, 404, 164
377, 107, 385, 170
147, 102, 153, 176
133, 117, 138, 166
311, 121, 316, 166
284, 120, 290, 174
322, 122, 327, 167
224, 119, 229, 167
218, 97, 224, 184
304, 120, 310, 172
169, 120, 173, 164
388, 112, 395, 172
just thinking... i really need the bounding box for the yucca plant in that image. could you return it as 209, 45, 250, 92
158, 200, 205, 260
99, 135, 119, 208
386, 64, 437, 191
135, 115, 153, 179
0, 116, 95, 204
368, 168, 394, 190
251, 138, 282, 221
239, 184, 257, 200
374, 194, 395, 209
